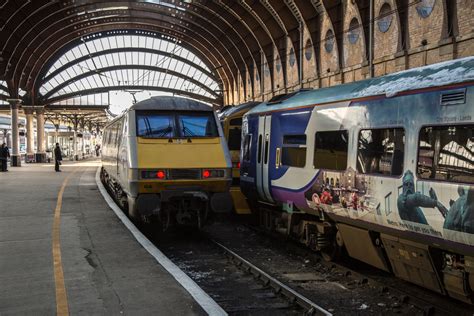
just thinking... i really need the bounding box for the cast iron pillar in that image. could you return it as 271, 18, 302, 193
7, 99, 21, 166
35, 107, 46, 162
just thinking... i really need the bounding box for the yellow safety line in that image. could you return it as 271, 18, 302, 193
53, 171, 76, 316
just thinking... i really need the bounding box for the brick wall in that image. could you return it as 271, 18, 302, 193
408, 0, 446, 52
273, 45, 285, 94
343, 1, 366, 70
373, 0, 401, 61
319, 10, 339, 78
231, 0, 473, 105
286, 37, 299, 89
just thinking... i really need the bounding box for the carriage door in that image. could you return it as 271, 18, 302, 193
256, 115, 274, 202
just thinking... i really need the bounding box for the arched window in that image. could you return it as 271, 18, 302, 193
38, 31, 220, 109
324, 29, 335, 53
416, 0, 436, 18
348, 18, 361, 44
305, 39, 313, 61
378, 3, 393, 33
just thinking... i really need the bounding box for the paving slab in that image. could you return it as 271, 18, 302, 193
0, 160, 207, 315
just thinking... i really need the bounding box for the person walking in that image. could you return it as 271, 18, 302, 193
54, 143, 62, 172
0, 143, 10, 172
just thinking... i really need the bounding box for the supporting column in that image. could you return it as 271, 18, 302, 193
7, 99, 21, 166
73, 129, 78, 160
23, 107, 35, 162
35, 107, 46, 162
72, 115, 79, 161
2, 129, 7, 145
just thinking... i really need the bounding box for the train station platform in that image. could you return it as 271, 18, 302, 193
0, 160, 219, 315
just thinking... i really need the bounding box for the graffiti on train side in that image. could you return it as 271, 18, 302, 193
304, 169, 474, 243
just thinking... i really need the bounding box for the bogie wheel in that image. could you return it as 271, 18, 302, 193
321, 233, 344, 262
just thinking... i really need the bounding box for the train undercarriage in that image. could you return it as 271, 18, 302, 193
100, 168, 211, 230
252, 202, 474, 304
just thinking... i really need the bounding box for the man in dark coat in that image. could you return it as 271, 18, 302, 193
54, 143, 62, 172
0, 143, 10, 172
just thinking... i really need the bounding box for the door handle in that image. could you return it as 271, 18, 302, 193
275, 147, 281, 168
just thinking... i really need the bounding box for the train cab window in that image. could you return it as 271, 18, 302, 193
357, 128, 405, 176
228, 128, 242, 150
417, 125, 474, 183
243, 134, 252, 161
137, 113, 175, 137
314, 130, 348, 170
229, 118, 242, 126
257, 135, 263, 163
178, 113, 218, 137
282, 134, 306, 168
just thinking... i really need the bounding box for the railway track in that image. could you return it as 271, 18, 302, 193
233, 220, 473, 316
141, 226, 331, 315
104, 181, 471, 315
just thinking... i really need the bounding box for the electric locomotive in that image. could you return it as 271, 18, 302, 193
101, 96, 233, 229
241, 57, 474, 303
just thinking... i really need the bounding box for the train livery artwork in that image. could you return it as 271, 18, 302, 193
241, 57, 474, 303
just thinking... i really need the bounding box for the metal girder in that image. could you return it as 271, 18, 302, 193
2, 2, 233, 92
18, 15, 234, 90
0, 0, 340, 105
41, 65, 220, 100
42, 45, 218, 85
45, 85, 221, 107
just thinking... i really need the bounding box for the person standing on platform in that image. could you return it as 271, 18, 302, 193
0, 143, 10, 172
54, 143, 62, 172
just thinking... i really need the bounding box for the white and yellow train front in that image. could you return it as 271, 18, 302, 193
101, 96, 232, 228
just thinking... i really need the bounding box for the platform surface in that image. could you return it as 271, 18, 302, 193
0, 160, 205, 315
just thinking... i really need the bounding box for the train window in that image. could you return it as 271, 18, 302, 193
137, 112, 175, 137
178, 113, 218, 137
417, 125, 474, 184
257, 135, 263, 163
264, 135, 269, 164
229, 118, 242, 126
357, 128, 405, 176
283, 134, 306, 145
228, 128, 241, 150
282, 148, 306, 168
314, 130, 348, 170
243, 134, 252, 161
282, 134, 306, 168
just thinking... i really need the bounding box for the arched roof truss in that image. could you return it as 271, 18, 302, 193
37, 33, 220, 105
1, 0, 415, 106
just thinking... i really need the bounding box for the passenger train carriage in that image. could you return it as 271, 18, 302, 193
241, 57, 474, 303
101, 96, 232, 229
220, 102, 259, 214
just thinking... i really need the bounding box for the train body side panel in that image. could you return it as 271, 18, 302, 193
248, 84, 474, 252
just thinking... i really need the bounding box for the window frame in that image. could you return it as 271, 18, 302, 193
416, 123, 474, 185
242, 134, 252, 162
281, 134, 307, 168
135, 110, 218, 139
313, 130, 349, 171
356, 126, 406, 178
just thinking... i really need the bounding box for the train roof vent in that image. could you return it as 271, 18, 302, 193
266, 88, 312, 105
440, 89, 466, 106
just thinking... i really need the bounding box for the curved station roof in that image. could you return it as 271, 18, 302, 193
0, 0, 471, 129
0, 1, 330, 110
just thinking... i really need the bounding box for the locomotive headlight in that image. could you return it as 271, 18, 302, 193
202, 169, 227, 179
